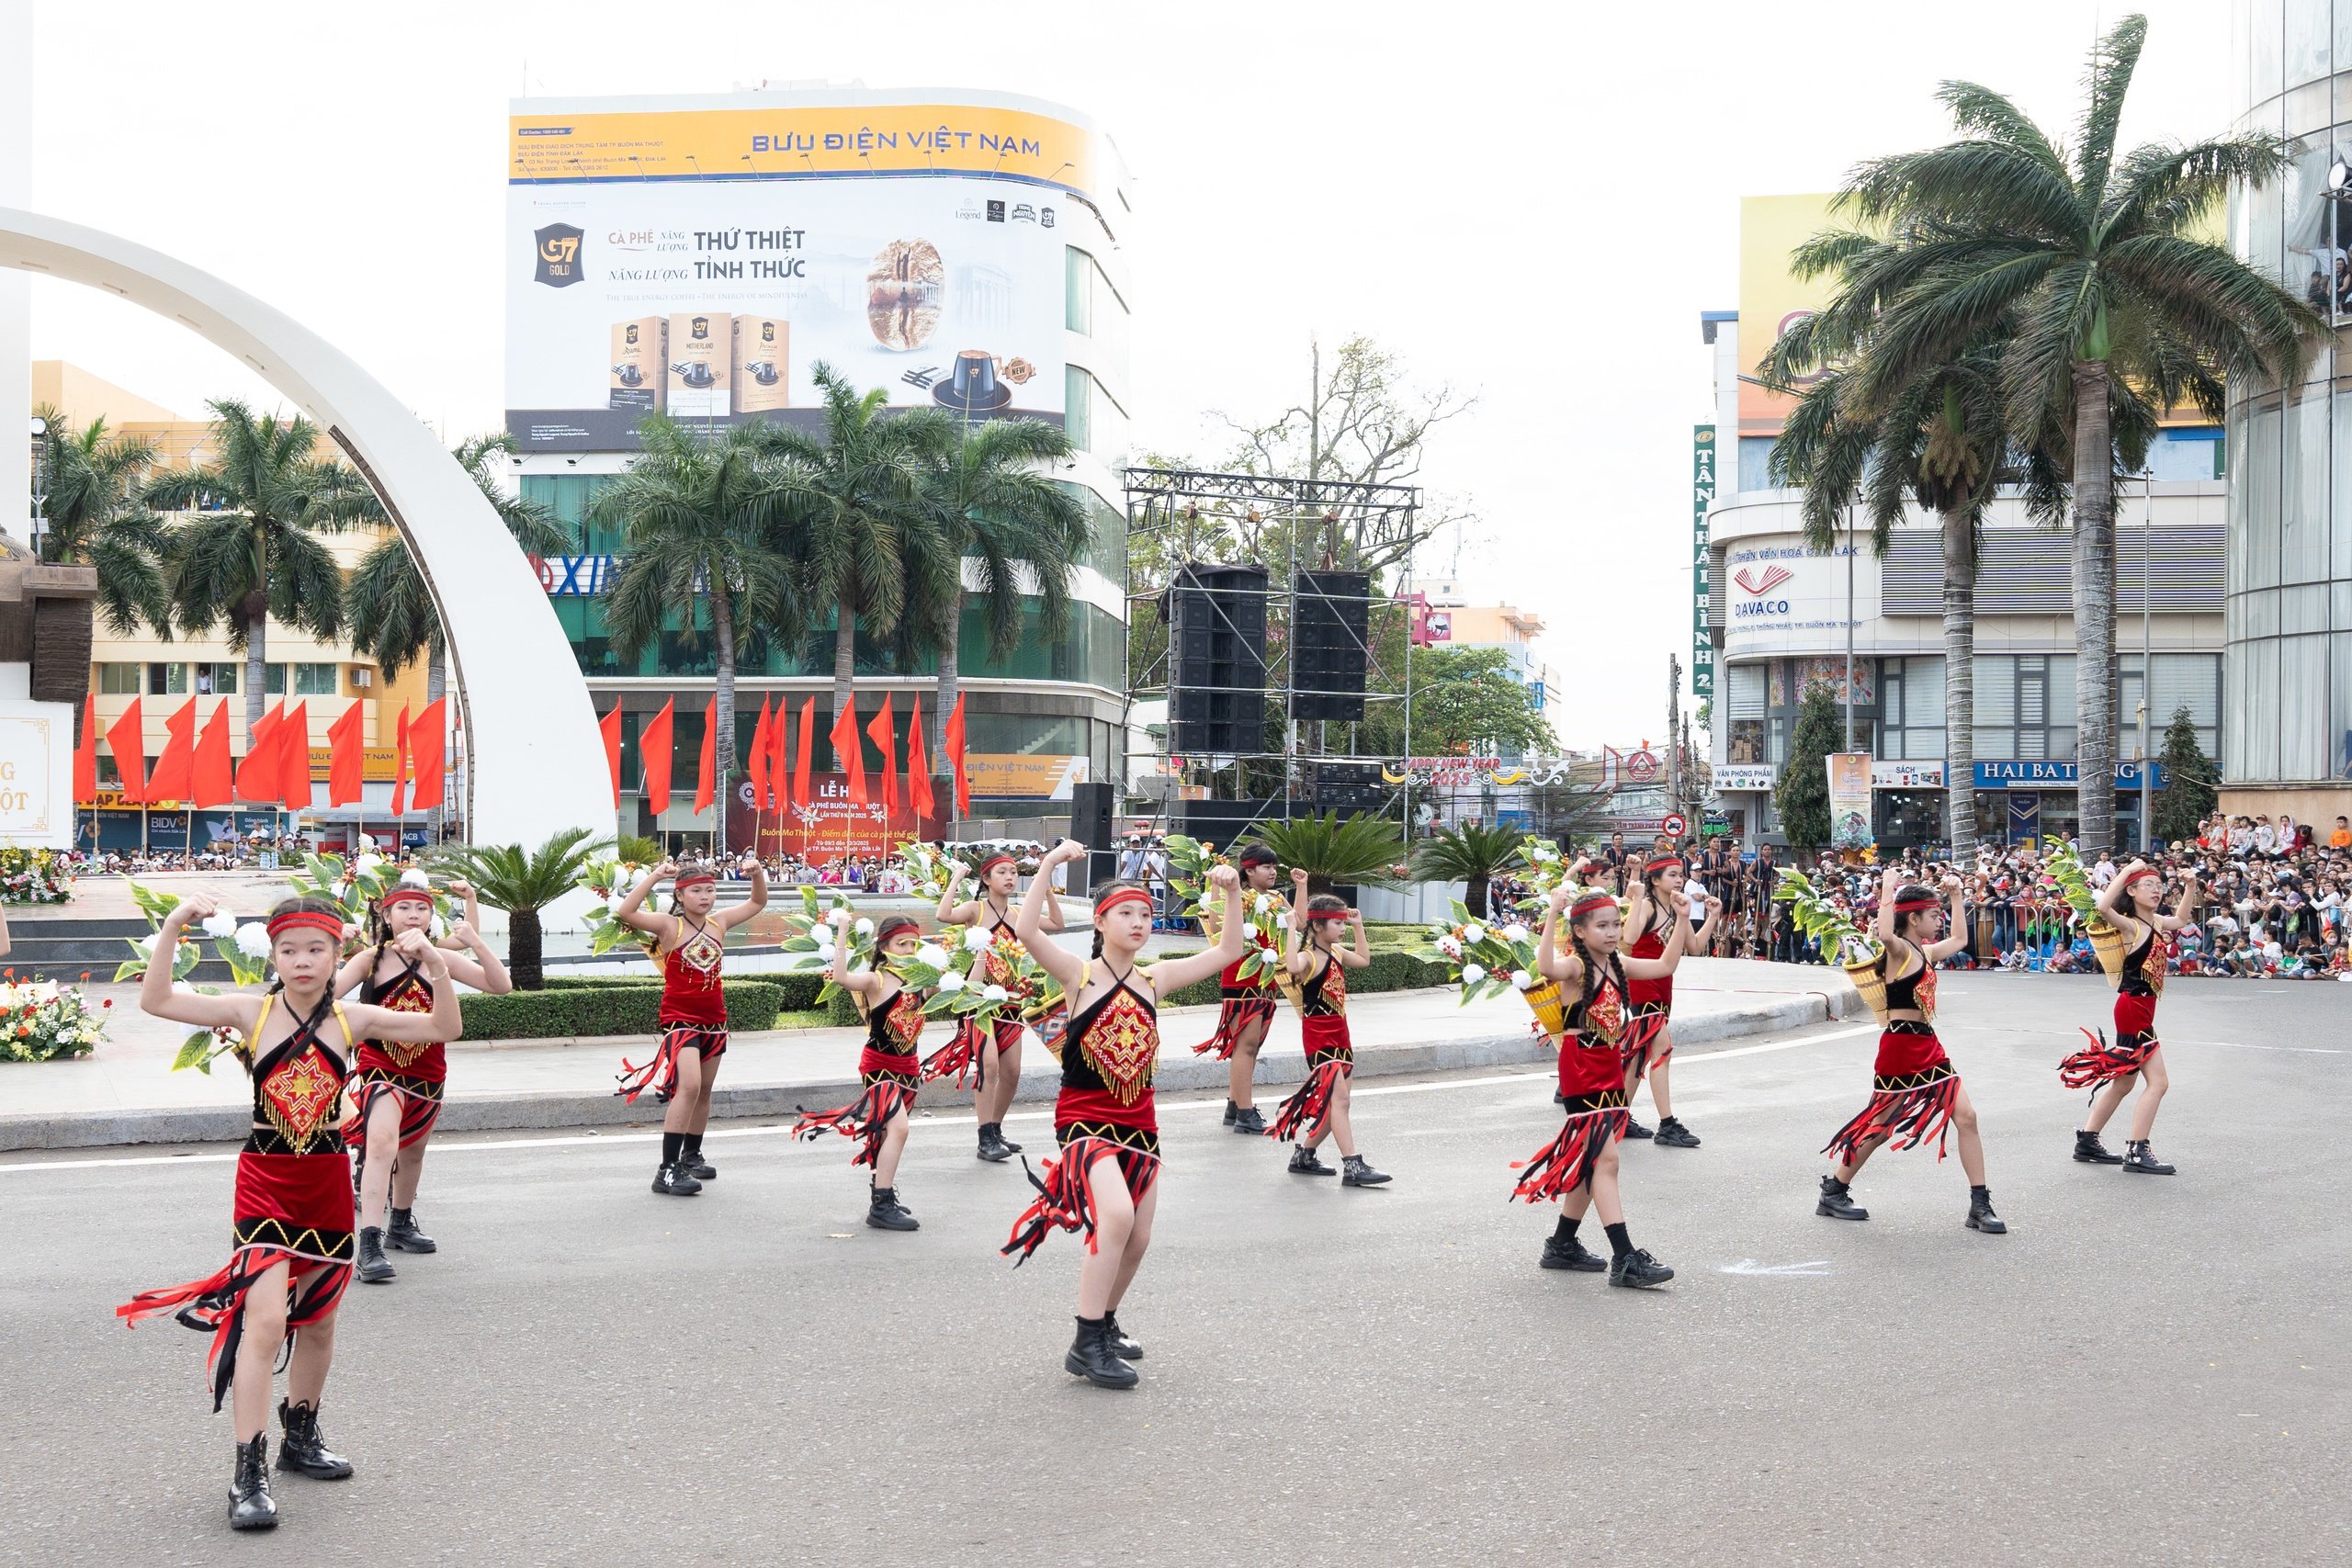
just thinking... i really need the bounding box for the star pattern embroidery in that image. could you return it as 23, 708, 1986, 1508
982, 931, 1021, 986
886, 990, 927, 1049
260, 1046, 342, 1154
1079, 987, 1159, 1104
2145, 937, 2170, 999
674, 925, 724, 976
1913, 964, 1939, 1022
1320, 956, 1349, 1014
1584, 979, 1625, 1046
379, 980, 438, 1066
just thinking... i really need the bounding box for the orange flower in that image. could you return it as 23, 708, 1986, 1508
15, 1023, 28, 1036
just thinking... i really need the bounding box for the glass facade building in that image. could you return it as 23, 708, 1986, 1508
2226, 0, 2352, 795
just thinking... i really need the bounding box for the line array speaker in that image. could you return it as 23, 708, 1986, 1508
1292, 570, 1371, 721
1168, 564, 1269, 753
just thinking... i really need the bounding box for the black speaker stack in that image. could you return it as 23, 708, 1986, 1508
1069, 779, 1118, 889
1291, 570, 1371, 721
1306, 759, 1388, 814
1167, 564, 1269, 754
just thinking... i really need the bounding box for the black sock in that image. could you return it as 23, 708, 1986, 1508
1604, 1221, 1633, 1259
1552, 1213, 1580, 1244
684, 1134, 704, 1159
661, 1132, 683, 1167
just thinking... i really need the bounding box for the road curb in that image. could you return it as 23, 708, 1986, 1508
0, 989, 1852, 1152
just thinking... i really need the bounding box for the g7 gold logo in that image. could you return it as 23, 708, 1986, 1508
541, 234, 580, 265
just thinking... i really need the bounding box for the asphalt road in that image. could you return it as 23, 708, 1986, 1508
3, 972, 2345, 1567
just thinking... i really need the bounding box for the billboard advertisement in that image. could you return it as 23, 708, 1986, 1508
1826, 752, 1873, 852
1735, 193, 1839, 442
507, 99, 1094, 451
726, 773, 942, 866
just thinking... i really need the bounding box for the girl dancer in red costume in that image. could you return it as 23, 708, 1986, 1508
1001, 840, 1244, 1388
1265, 868, 1389, 1185
1520, 866, 1686, 1287
340, 875, 511, 1284
1815, 868, 2006, 1235
119, 894, 458, 1530
1195, 842, 1285, 1134
934, 850, 1063, 1161
794, 910, 932, 1230
612, 854, 767, 1196
2061, 860, 2199, 1174
1616, 852, 1719, 1147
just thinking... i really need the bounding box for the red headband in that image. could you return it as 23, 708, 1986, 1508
1891, 895, 1944, 913
2122, 868, 2161, 887
674, 870, 717, 888
1570, 891, 1618, 919
1644, 854, 1683, 874
974, 853, 1014, 874
380, 886, 434, 909
1097, 887, 1154, 918
266, 910, 346, 942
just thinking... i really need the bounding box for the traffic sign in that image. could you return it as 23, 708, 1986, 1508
1663, 812, 1688, 837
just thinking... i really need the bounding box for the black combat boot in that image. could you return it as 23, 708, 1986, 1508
1102, 1310, 1144, 1360
1340, 1154, 1392, 1187
356, 1226, 396, 1283
276, 1399, 354, 1480
1064, 1315, 1139, 1389
1223, 1099, 1238, 1125
1816, 1174, 1869, 1221
1232, 1105, 1267, 1135
1287, 1145, 1336, 1177
386, 1208, 436, 1253
228, 1434, 277, 1530
2121, 1140, 2176, 1176
1965, 1185, 2008, 1234
2074, 1129, 2124, 1165
977, 1124, 1013, 1163
866, 1185, 920, 1231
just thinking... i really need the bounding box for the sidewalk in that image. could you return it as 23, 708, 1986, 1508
0, 958, 1861, 1151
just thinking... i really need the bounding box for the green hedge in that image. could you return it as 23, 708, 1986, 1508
543, 968, 830, 1011
1150, 949, 1451, 1010
460, 980, 783, 1040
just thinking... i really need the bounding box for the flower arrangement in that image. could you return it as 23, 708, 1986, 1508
112, 882, 275, 1073
572, 854, 657, 957
777, 884, 1062, 1029
0, 973, 109, 1062
1420, 898, 1544, 1007
283, 849, 457, 943
0, 847, 73, 906
1162, 834, 1287, 973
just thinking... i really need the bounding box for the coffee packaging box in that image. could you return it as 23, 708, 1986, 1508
609, 317, 668, 412
667, 311, 732, 418
731, 315, 791, 412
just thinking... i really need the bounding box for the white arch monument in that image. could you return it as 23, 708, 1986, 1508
0, 207, 611, 851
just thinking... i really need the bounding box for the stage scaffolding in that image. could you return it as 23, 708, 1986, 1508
1122, 467, 1421, 839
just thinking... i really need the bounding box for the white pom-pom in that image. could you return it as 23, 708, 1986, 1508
400, 869, 432, 889
937, 971, 967, 993
356, 853, 384, 873
1438, 937, 1462, 959
1501, 922, 1531, 944
982, 984, 1009, 1002
1255, 894, 1276, 914
1463, 924, 1487, 944
915, 943, 949, 969
200, 913, 237, 940
234, 923, 271, 957
1510, 970, 1535, 990
964, 926, 994, 951
430, 915, 447, 939
1462, 964, 1487, 985
854, 918, 875, 935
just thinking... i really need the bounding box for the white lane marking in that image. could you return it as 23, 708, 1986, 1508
0, 1021, 1880, 1175
1720, 1258, 1833, 1277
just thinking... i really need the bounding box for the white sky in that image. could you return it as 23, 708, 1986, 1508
22, 0, 2233, 745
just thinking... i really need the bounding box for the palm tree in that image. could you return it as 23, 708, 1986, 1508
911, 417, 1090, 755
29, 406, 170, 637
144, 400, 381, 736
755, 363, 954, 730
1764, 310, 2066, 854
428, 826, 613, 989
1410, 821, 1525, 919
1252, 810, 1408, 898
1829, 13, 2324, 852
591, 415, 802, 851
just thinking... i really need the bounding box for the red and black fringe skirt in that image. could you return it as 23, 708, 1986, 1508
342, 1066, 444, 1153
1001, 1121, 1162, 1266
616, 1023, 729, 1104
924, 1014, 1024, 1089
1621, 1003, 1670, 1085
116, 1136, 355, 1411
2059, 994, 2161, 1091
1510, 1088, 1630, 1202
1267, 1017, 1354, 1141
1823, 1033, 1961, 1165
1193, 989, 1278, 1059
793, 1066, 920, 1169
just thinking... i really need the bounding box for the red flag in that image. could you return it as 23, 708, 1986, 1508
193, 701, 233, 809
147, 699, 198, 803
327, 703, 365, 807
829, 699, 867, 806
746, 695, 772, 811
278, 702, 313, 811
74, 694, 97, 806
106, 697, 148, 805
390, 705, 411, 817
905, 702, 936, 818
766, 693, 791, 808
640, 698, 674, 816
237, 704, 285, 804
794, 697, 815, 809
409, 697, 447, 813
598, 705, 623, 808
694, 696, 717, 817
944, 692, 970, 816
866, 694, 899, 813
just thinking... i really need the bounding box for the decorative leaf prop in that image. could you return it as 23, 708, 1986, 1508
2039, 836, 2110, 929
1771, 869, 1883, 964
571, 856, 657, 957
114, 881, 275, 1073
1419, 897, 1547, 1008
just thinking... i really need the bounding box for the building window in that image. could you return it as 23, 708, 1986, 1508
264, 662, 339, 697
97, 662, 141, 694
1066, 246, 1092, 335
1065, 365, 1091, 453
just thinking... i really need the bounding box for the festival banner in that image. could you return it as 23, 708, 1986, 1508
1826, 751, 1874, 851
726, 772, 943, 865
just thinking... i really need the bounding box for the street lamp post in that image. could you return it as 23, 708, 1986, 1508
2141, 468, 2154, 854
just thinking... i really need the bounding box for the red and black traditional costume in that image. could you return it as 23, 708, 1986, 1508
925, 899, 1025, 1089
2060, 917, 2169, 1090
118, 977, 358, 1411
1824, 937, 1961, 1164
1511, 941, 1634, 1201
1193, 896, 1285, 1060
1265, 944, 1351, 1142
1620, 861, 1683, 1083
794, 982, 929, 1167
616, 915, 728, 1103
342, 904, 447, 1160
1004, 949, 1163, 1264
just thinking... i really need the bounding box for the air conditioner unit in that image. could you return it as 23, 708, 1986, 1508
351, 669, 373, 688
